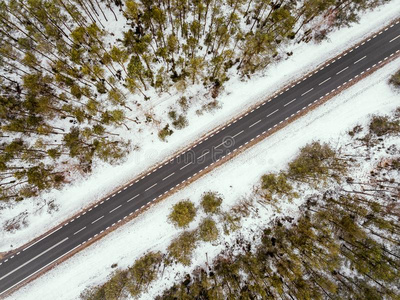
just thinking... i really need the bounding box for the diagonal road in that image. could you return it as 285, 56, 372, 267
0, 20, 399, 297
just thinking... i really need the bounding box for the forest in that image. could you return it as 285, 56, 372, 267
0, 0, 390, 202
79, 74, 400, 299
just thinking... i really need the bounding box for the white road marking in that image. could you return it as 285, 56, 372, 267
197, 151, 209, 160
127, 194, 140, 202
180, 162, 192, 170
162, 172, 175, 181
0, 242, 80, 296
233, 130, 244, 138
145, 183, 158, 191
0, 237, 68, 281
109, 205, 122, 213
267, 109, 279, 118
301, 88, 313, 96
249, 119, 261, 128
215, 141, 225, 148
319, 77, 331, 85
92, 216, 104, 224
354, 55, 367, 64
284, 99, 296, 107
389, 34, 400, 43
336, 66, 349, 75
73, 227, 86, 235
23, 226, 63, 252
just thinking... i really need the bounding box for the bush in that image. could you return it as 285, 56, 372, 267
104, 270, 128, 299
199, 218, 219, 242
169, 200, 197, 228
168, 110, 188, 129
389, 69, 400, 88
158, 124, 173, 141
172, 115, 188, 129
80, 270, 128, 300
261, 172, 298, 202
348, 125, 363, 137
168, 110, 177, 120
167, 230, 198, 265
261, 173, 292, 194
288, 141, 347, 184
369, 115, 400, 136
220, 212, 241, 235
178, 96, 189, 111
201, 192, 223, 214
128, 251, 163, 296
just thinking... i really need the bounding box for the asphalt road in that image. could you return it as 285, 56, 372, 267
0, 20, 399, 296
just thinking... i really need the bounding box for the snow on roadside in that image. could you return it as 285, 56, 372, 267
1, 0, 399, 254
7, 43, 400, 300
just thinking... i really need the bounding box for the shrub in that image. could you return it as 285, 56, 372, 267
389, 69, 400, 88
348, 125, 363, 137
288, 141, 347, 184
169, 200, 197, 228
261, 173, 292, 195
199, 218, 219, 242
168, 110, 188, 129
172, 115, 188, 129
104, 270, 128, 299
201, 192, 223, 214
178, 96, 189, 111
128, 251, 163, 296
261, 173, 298, 202
220, 212, 241, 235
369, 115, 400, 136
168, 110, 177, 120
158, 124, 173, 141
167, 230, 198, 265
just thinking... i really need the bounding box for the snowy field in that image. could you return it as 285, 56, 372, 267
1, 0, 399, 255
7, 30, 400, 300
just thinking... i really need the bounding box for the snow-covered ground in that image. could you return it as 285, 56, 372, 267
1, 0, 399, 255
7, 29, 400, 300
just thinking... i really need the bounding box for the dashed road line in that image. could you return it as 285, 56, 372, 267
92, 216, 104, 224
73, 227, 86, 235
284, 99, 296, 107
0, 242, 80, 297
267, 109, 279, 118
301, 88, 313, 96
197, 151, 209, 160
22, 226, 62, 252
180, 162, 193, 170
249, 119, 261, 128
127, 194, 140, 202
109, 205, 122, 213
233, 130, 244, 138
0, 237, 68, 281
319, 77, 331, 86
162, 172, 175, 181
215, 141, 226, 148
145, 183, 158, 191
354, 55, 367, 64
390, 34, 400, 43
336, 66, 349, 75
